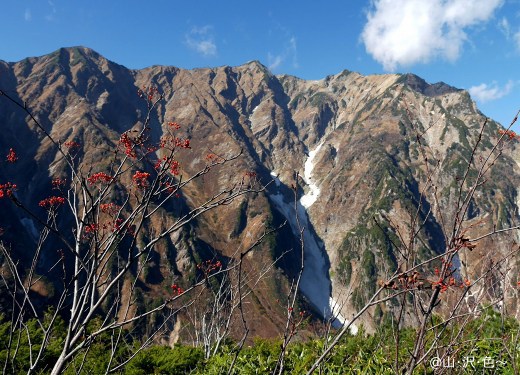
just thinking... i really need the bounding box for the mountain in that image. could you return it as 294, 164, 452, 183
0, 46, 519, 338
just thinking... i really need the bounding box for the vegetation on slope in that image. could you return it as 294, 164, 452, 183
0, 307, 517, 374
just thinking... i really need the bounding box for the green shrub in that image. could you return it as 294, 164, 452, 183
126, 345, 204, 375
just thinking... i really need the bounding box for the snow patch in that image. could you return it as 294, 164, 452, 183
268, 144, 356, 332
270, 171, 281, 187
249, 105, 263, 129
300, 142, 324, 209
269, 190, 343, 326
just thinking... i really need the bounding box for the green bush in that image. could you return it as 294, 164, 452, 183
126, 345, 204, 374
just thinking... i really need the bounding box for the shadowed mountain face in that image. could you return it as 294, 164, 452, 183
1, 46, 519, 335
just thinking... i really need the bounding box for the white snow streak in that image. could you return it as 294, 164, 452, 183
300, 142, 324, 209
268, 142, 356, 331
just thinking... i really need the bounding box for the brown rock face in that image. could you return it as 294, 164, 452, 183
0, 46, 518, 336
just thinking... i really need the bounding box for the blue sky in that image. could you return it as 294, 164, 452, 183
1, 0, 519, 127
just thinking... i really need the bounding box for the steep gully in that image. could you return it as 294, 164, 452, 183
268, 142, 356, 332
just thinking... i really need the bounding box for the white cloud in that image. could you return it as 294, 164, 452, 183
267, 36, 298, 71
515, 31, 520, 50
289, 37, 299, 68
46, 0, 56, 21
361, 0, 504, 71
24, 8, 32, 21
468, 80, 514, 102
498, 17, 511, 37
268, 53, 283, 70
498, 16, 520, 50
185, 25, 217, 57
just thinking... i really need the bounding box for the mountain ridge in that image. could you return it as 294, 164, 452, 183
5, 46, 466, 105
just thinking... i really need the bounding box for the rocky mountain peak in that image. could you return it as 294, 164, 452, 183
398, 73, 462, 97
242, 59, 269, 71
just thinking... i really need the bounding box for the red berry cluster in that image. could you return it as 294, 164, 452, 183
100, 203, 120, 215
171, 284, 184, 295
380, 264, 472, 294
196, 259, 223, 275
39, 196, 66, 209
137, 86, 160, 102
112, 218, 124, 231
498, 129, 519, 140
84, 223, 99, 234
132, 171, 150, 189
87, 172, 113, 185
52, 178, 67, 190
154, 157, 180, 176
274, 297, 308, 337
64, 141, 80, 149
169, 160, 180, 176
167, 121, 181, 129
159, 135, 191, 150
431, 277, 471, 293
6, 148, 17, 163
206, 153, 219, 162
0, 182, 17, 198
160, 181, 176, 194
119, 132, 137, 158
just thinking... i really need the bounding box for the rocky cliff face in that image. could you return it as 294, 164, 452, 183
1, 46, 519, 335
